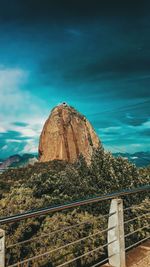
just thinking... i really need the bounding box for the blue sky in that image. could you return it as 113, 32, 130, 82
0, 0, 150, 158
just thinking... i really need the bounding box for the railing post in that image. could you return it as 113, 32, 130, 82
108, 198, 126, 267
0, 228, 5, 267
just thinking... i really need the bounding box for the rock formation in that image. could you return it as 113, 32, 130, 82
38, 103, 101, 164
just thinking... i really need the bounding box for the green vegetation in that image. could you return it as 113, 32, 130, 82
0, 148, 149, 266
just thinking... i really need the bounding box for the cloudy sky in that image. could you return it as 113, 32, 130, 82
0, 0, 150, 158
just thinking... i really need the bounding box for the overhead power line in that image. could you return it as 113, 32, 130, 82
87, 99, 150, 117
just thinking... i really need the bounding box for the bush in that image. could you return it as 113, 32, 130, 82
0, 149, 149, 266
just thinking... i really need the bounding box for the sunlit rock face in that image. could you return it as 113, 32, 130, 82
38, 103, 101, 164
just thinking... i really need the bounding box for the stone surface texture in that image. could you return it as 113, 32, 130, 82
39, 103, 101, 164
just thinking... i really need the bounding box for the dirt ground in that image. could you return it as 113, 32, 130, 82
102, 240, 150, 267
126, 240, 150, 267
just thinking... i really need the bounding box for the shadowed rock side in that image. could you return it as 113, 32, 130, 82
38, 104, 101, 164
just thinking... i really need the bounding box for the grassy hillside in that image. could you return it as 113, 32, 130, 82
0, 148, 149, 266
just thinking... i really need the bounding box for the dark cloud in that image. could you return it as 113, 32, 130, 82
0, 131, 28, 159
0, 131, 21, 140
140, 129, 150, 136
0, 0, 149, 24
0, 130, 35, 159
121, 117, 148, 127
86, 100, 150, 117
12, 122, 29, 127
0, 131, 31, 142
90, 118, 120, 130
63, 51, 150, 82
87, 100, 150, 130
0, 0, 150, 157
38, 55, 150, 100
36, 13, 150, 100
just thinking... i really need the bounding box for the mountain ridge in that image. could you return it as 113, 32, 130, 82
113, 151, 150, 167
0, 154, 37, 170
1, 151, 150, 170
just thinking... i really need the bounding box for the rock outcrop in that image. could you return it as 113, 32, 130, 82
38, 103, 101, 164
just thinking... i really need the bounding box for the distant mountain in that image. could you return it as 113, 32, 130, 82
113, 152, 150, 167
0, 154, 38, 170
0, 151, 149, 172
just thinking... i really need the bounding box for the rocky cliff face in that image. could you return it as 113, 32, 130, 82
38, 103, 101, 164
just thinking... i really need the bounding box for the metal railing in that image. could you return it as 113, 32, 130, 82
0, 185, 150, 267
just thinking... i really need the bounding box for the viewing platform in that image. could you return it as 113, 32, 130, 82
0, 185, 149, 267
103, 240, 150, 267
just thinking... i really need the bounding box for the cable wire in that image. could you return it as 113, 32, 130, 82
90, 253, 116, 267
125, 235, 150, 251
125, 224, 149, 238
124, 212, 150, 224
7, 220, 91, 249
7, 212, 116, 249
8, 227, 116, 267
56, 239, 117, 267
